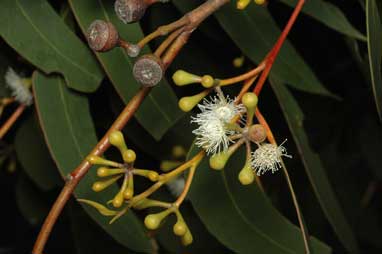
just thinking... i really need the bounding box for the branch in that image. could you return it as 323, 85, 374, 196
32, 1, 229, 253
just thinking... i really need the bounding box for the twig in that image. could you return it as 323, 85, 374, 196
254, 0, 305, 96
0, 104, 26, 139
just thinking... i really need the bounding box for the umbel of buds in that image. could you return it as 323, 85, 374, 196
133, 54, 164, 87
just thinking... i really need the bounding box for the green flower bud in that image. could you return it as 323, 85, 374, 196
201, 75, 215, 88
173, 221, 187, 236
178, 91, 208, 112
172, 70, 201, 86
109, 131, 127, 152
92, 175, 122, 192
112, 191, 125, 208
209, 151, 231, 170
181, 230, 193, 246
144, 209, 172, 230
242, 92, 258, 110
238, 162, 255, 185
122, 149, 136, 163
97, 167, 125, 177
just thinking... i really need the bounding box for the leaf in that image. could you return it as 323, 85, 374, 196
188, 146, 331, 254
68, 0, 183, 140
172, 0, 333, 97
14, 112, 62, 191
0, 0, 103, 93
270, 78, 360, 253
279, 0, 366, 41
32, 72, 152, 253
366, 0, 382, 121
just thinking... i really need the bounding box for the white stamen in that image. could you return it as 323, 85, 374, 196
4, 68, 33, 106
191, 94, 244, 155
251, 140, 292, 176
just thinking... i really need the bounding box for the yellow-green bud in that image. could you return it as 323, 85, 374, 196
144, 214, 161, 230
237, 0, 250, 9
147, 171, 159, 181
144, 209, 172, 230
209, 151, 231, 170
87, 155, 121, 167
108, 131, 127, 151
112, 191, 124, 208
238, 162, 255, 185
92, 175, 122, 192
160, 160, 182, 172
97, 167, 125, 177
172, 70, 201, 86
173, 221, 187, 236
97, 167, 109, 177
201, 75, 214, 88
181, 230, 193, 246
242, 92, 258, 109
123, 188, 134, 199
178, 91, 208, 112
122, 149, 136, 163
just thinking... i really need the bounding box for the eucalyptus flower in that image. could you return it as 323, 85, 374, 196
251, 140, 292, 175
5, 67, 33, 106
191, 94, 244, 155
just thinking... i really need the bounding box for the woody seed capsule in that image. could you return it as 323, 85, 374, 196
115, 0, 148, 24
133, 54, 164, 87
87, 20, 119, 52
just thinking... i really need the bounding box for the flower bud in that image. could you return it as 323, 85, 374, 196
209, 151, 231, 170
133, 54, 164, 87
123, 188, 134, 199
144, 209, 172, 230
112, 191, 125, 208
201, 75, 215, 88
114, 0, 148, 24
181, 230, 193, 246
248, 124, 267, 143
109, 131, 128, 151
172, 70, 201, 86
87, 20, 119, 52
238, 162, 255, 185
92, 175, 122, 192
173, 221, 187, 236
178, 91, 208, 112
97, 167, 125, 177
242, 92, 258, 109
122, 149, 136, 163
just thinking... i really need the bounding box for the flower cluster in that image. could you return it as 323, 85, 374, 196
172, 69, 292, 184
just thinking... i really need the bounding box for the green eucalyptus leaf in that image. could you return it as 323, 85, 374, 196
172, 0, 333, 97
280, 0, 366, 41
0, 0, 103, 93
32, 71, 152, 253
270, 78, 360, 253
366, 0, 382, 121
188, 146, 331, 254
14, 112, 62, 191
68, 0, 183, 140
